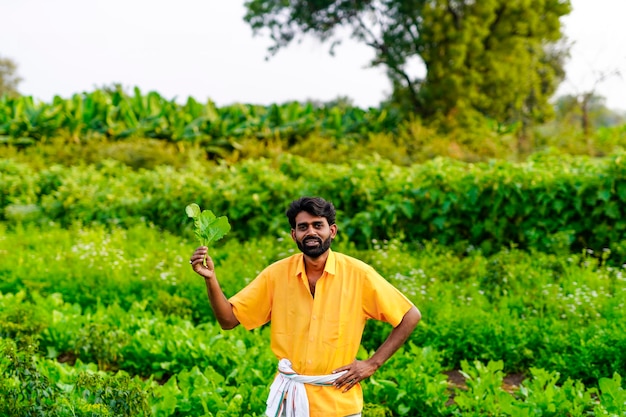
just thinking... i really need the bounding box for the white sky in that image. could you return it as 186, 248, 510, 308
1, 0, 625, 111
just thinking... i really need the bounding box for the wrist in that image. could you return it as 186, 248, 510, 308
367, 356, 383, 371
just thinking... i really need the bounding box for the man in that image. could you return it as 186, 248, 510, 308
190, 196, 421, 417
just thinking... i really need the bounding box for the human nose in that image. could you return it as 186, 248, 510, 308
304, 226, 319, 236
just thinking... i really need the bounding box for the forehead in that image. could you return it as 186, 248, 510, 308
294, 211, 328, 226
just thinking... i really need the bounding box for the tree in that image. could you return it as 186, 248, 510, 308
558, 69, 622, 138
243, 0, 571, 128
0, 55, 22, 97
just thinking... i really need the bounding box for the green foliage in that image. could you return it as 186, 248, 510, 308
74, 322, 131, 371
3, 135, 626, 415
553, 93, 626, 131
595, 373, 626, 416
514, 368, 594, 416
73, 371, 152, 417
0, 339, 152, 417
244, 0, 570, 128
2, 87, 624, 164
0, 88, 400, 154
2, 222, 626, 385
0, 339, 60, 416
186, 203, 231, 247
0, 221, 625, 415
5, 152, 626, 259
364, 345, 451, 416
0, 291, 49, 340
0, 55, 21, 98
362, 403, 393, 417
454, 360, 514, 415
0, 136, 204, 170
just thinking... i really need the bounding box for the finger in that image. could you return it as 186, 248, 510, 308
332, 367, 350, 377
335, 374, 351, 387
192, 247, 207, 256
342, 378, 358, 393
191, 250, 208, 261
190, 255, 206, 268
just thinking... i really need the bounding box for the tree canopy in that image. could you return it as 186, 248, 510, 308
244, 0, 572, 127
0, 55, 22, 98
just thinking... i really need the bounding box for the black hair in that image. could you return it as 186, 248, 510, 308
286, 197, 336, 228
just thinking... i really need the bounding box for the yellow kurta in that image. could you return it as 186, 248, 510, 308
229, 249, 415, 417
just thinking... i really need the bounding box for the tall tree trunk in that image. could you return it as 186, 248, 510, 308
580, 93, 593, 154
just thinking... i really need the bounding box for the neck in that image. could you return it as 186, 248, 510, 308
303, 250, 330, 273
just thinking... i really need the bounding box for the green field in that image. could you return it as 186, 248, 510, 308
1, 90, 626, 416
1, 221, 625, 416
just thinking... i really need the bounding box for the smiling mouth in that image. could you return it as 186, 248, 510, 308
304, 238, 321, 246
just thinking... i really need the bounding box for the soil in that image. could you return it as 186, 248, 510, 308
57, 352, 78, 366
444, 370, 526, 406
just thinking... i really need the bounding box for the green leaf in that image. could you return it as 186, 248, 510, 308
617, 182, 626, 202
606, 202, 620, 219
597, 189, 611, 202
197, 212, 231, 245
185, 203, 201, 219
186, 203, 231, 247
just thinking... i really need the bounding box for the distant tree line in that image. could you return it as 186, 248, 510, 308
0, 55, 21, 98
244, 0, 572, 134
2, 0, 625, 151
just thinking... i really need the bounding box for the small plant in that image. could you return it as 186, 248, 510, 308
185, 203, 231, 266
185, 203, 231, 247
595, 373, 626, 415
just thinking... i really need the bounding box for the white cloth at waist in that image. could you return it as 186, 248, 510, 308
265, 358, 347, 417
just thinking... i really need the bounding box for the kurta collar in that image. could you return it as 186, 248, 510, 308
295, 249, 336, 277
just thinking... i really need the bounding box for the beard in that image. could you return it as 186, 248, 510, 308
297, 236, 332, 258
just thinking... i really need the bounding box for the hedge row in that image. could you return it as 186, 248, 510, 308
2, 152, 626, 258
0, 88, 400, 148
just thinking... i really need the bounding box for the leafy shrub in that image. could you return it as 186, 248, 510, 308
4, 152, 626, 259
0, 291, 49, 340
0, 339, 152, 417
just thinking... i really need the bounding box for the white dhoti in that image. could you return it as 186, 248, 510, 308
265, 358, 348, 417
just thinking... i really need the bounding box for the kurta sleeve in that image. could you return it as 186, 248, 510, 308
229, 269, 273, 330
361, 266, 414, 327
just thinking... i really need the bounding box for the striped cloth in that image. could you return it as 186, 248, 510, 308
266, 358, 347, 417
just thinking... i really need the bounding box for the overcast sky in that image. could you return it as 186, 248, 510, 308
2, 0, 625, 111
